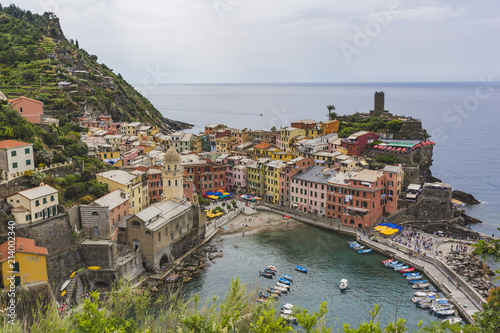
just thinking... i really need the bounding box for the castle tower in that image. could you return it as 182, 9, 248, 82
374, 91, 384, 113
162, 148, 184, 201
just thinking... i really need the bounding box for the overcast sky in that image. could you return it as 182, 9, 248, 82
5, 0, 500, 84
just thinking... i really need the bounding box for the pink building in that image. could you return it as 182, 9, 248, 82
279, 157, 315, 206
8, 96, 44, 124
224, 156, 253, 193
290, 165, 336, 216
122, 149, 139, 165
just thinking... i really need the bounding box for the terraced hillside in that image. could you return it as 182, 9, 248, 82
0, 4, 191, 131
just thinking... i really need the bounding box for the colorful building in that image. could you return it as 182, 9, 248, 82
247, 158, 270, 197
279, 157, 315, 206
8, 96, 44, 124
277, 127, 305, 152
96, 170, 144, 214
320, 119, 340, 135
264, 160, 286, 203
341, 131, 378, 156
290, 166, 336, 215
0, 238, 48, 288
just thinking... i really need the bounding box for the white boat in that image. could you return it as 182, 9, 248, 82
60, 279, 72, 292
414, 291, 438, 297
280, 313, 297, 324
431, 299, 453, 313
436, 309, 456, 317
394, 265, 409, 271
276, 282, 291, 290
281, 303, 294, 313
407, 274, 423, 280
274, 286, 288, 293
412, 282, 430, 289
442, 317, 462, 324
339, 279, 348, 290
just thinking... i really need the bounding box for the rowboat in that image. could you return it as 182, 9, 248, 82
69, 271, 76, 279
61, 290, 66, 297
267, 288, 281, 295
349, 242, 360, 248
276, 282, 291, 290
436, 309, 456, 317
352, 245, 364, 250
295, 265, 307, 273
283, 274, 293, 282
264, 268, 276, 275
87, 266, 101, 271
283, 215, 291, 220
60, 279, 71, 291
387, 261, 400, 267
268, 265, 278, 272
394, 265, 408, 271
403, 272, 420, 276
442, 317, 462, 324
401, 267, 415, 273
414, 291, 438, 297
381, 259, 393, 265
409, 280, 427, 284
259, 271, 274, 279
274, 286, 288, 293
278, 277, 291, 285
406, 274, 423, 280
358, 249, 372, 254
412, 282, 430, 289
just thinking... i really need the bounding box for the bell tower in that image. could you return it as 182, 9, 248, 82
162, 148, 184, 201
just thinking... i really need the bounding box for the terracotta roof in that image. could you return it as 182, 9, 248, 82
11, 206, 29, 213
0, 140, 31, 149
8, 96, 44, 106
0, 237, 48, 263
254, 142, 271, 149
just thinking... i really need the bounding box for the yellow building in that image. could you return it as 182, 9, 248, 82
320, 120, 339, 135
192, 136, 203, 152
96, 151, 123, 166
0, 238, 48, 288
271, 150, 296, 162
264, 160, 286, 204
96, 170, 144, 214
247, 158, 269, 197
278, 127, 305, 152
215, 136, 235, 153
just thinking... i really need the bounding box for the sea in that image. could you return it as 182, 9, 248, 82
139, 82, 500, 327
141, 82, 500, 235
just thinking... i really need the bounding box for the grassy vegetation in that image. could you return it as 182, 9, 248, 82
0, 4, 186, 130
0, 278, 489, 332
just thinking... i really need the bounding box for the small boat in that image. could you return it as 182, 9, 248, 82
278, 277, 291, 285
69, 271, 76, 279
267, 288, 281, 295
358, 249, 372, 254
295, 265, 307, 273
276, 282, 291, 290
381, 259, 393, 265
403, 272, 420, 276
61, 290, 66, 297
258, 292, 278, 299
352, 245, 364, 250
268, 265, 278, 272
442, 317, 462, 324
436, 309, 456, 317
274, 286, 288, 293
414, 291, 438, 297
280, 314, 297, 324
431, 299, 452, 313
257, 298, 267, 304
406, 275, 423, 280
264, 268, 276, 275
260, 271, 274, 279
394, 265, 409, 271
401, 267, 415, 273
412, 283, 430, 289
387, 261, 399, 267
283, 274, 293, 282
349, 242, 360, 248
339, 279, 348, 290
87, 266, 101, 271
409, 280, 427, 284
411, 296, 428, 304
348, 241, 358, 245
60, 279, 71, 291
283, 215, 291, 220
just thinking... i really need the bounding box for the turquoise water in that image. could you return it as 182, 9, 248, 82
184, 226, 442, 330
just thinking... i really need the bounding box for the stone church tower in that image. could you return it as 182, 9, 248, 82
162, 148, 184, 201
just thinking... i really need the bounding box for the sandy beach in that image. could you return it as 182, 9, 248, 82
219, 210, 306, 235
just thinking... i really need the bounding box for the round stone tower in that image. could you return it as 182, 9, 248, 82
162, 148, 184, 201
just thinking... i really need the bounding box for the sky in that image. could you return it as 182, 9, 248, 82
5, 0, 500, 84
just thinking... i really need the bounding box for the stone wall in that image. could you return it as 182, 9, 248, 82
79, 242, 114, 269
46, 248, 83, 292
67, 205, 81, 233
396, 120, 424, 140
402, 165, 419, 187
171, 229, 199, 259
80, 205, 110, 239
417, 186, 453, 220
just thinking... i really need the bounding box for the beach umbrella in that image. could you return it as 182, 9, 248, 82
430, 141, 435, 145
402, 148, 406, 152
217, 189, 225, 193
206, 191, 214, 196
215, 191, 223, 196
229, 192, 234, 196
373, 145, 379, 149
223, 192, 230, 195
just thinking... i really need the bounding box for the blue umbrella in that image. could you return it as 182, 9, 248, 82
206, 191, 215, 196
215, 191, 223, 196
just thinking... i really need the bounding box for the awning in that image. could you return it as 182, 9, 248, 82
348, 207, 368, 213
406, 193, 418, 199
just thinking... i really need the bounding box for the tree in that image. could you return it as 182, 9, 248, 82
326, 105, 337, 120
65, 143, 88, 158
37, 149, 53, 166
387, 119, 403, 132
31, 170, 46, 186
75, 39, 79, 49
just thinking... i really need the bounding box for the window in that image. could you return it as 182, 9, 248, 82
12, 162, 18, 169
26, 159, 31, 166
43, 198, 47, 204
25, 148, 30, 154
35, 200, 40, 207
11, 151, 17, 157
13, 262, 20, 272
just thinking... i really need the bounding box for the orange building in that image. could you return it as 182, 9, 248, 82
8, 97, 44, 124
321, 120, 339, 135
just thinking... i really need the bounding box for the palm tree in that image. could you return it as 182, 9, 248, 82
326, 105, 337, 120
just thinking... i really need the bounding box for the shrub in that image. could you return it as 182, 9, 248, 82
81, 195, 93, 205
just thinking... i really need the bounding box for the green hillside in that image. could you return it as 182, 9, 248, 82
0, 4, 191, 131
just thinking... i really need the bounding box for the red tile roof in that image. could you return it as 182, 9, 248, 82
254, 143, 271, 149
8, 96, 44, 106
0, 140, 31, 149
0, 237, 48, 263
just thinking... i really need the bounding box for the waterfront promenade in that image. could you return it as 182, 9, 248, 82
253, 202, 485, 324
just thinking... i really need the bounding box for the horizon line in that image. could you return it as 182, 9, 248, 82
131, 80, 499, 86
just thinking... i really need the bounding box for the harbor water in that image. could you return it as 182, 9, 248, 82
184, 226, 445, 330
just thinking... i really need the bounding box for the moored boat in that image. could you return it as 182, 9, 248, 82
394, 265, 409, 271
339, 279, 348, 291
260, 271, 274, 279
276, 282, 291, 290
358, 249, 372, 254
264, 268, 276, 275
268, 265, 278, 272
381, 258, 394, 265
401, 267, 415, 273
406, 274, 423, 280
403, 272, 420, 276
274, 286, 288, 293
295, 265, 307, 273
278, 277, 291, 285
267, 288, 281, 295
442, 317, 462, 324
412, 282, 430, 289
414, 291, 438, 297
409, 279, 427, 284
436, 309, 456, 317
283, 274, 293, 282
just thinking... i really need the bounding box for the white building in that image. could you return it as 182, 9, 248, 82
7, 185, 59, 224
0, 140, 35, 180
